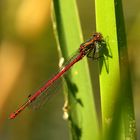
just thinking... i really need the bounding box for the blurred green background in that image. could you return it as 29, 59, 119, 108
0, 0, 139, 140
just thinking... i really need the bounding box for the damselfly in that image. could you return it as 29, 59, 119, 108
9, 32, 103, 119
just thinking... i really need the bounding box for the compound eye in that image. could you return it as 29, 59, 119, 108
93, 33, 97, 37
92, 32, 102, 41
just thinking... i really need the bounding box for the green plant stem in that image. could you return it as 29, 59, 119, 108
95, 0, 137, 139
52, 0, 99, 140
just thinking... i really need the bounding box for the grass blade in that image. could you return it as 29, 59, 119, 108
95, 0, 137, 139
52, 0, 99, 140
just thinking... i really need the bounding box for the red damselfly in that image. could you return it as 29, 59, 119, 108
9, 32, 103, 119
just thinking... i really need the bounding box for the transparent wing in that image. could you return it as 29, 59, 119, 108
28, 49, 80, 110
28, 77, 63, 110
